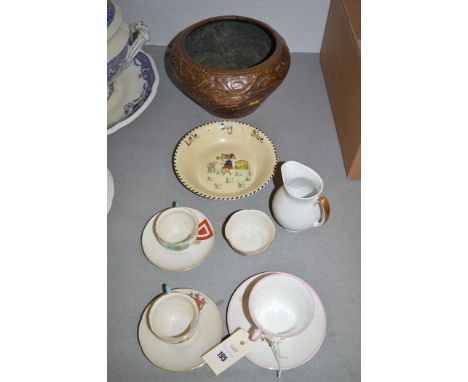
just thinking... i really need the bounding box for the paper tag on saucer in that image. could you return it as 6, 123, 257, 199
202, 328, 255, 375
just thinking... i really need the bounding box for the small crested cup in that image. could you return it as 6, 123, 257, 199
147, 291, 200, 344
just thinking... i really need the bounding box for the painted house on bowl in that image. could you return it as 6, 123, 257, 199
235, 160, 249, 170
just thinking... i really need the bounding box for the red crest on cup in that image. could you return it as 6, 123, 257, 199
197, 219, 213, 241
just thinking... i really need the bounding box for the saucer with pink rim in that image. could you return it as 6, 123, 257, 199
226, 272, 326, 370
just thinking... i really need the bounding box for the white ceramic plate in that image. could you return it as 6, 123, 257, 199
107, 50, 159, 135
173, 121, 277, 200
141, 208, 215, 271
227, 272, 326, 370
138, 288, 223, 372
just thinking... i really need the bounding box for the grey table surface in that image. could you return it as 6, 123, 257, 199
108, 45, 360, 382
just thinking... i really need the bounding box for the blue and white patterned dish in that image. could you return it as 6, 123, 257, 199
107, 1, 115, 27
107, 22, 150, 84
107, 51, 159, 135
107, 0, 122, 40
108, 33, 132, 82
107, 82, 114, 100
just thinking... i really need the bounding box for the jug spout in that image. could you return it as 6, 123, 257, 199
281, 161, 323, 200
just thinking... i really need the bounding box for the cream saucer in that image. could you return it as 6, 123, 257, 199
141, 208, 215, 271
138, 288, 223, 372
227, 272, 326, 370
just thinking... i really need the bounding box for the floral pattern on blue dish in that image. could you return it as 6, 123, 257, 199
107, 35, 132, 82
122, 53, 156, 116
107, 1, 115, 28
107, 51, 158, 133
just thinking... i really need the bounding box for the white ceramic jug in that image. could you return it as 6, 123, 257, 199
272, 161, 330, 232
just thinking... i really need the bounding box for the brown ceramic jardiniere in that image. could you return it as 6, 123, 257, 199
168, 15, 290, 118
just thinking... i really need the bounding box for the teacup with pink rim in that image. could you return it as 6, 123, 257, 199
249, 272, 315, 341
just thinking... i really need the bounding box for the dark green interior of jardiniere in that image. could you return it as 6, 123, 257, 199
185, 20, 275, 70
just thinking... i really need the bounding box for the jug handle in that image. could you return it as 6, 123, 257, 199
314, 196, 330, 227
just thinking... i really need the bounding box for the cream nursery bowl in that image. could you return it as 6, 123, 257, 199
173, 121, 277, 200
